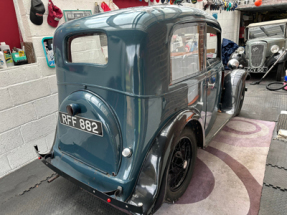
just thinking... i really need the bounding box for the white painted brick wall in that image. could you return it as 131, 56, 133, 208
9, 78, 51, 106
21, 114, 57, 143
32, 94, 58, 119
0, 89, 13, 111
0, 128, 23, 156
0, 103, 37, 133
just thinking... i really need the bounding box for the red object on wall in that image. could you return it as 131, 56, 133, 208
239, 26, 245, 39
0, 1, 22, 49
113, 0, 148, 9
254, 0, 262, 6
101, 2, 111, 11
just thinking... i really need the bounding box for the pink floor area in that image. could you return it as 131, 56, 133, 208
156, 117, 275, 215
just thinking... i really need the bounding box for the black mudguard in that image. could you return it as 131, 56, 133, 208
127, 110, 204, 215
221, 69, 247, 115
266, 52, 287, 68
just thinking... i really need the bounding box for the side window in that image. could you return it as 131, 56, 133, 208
206, 26, 220, 66
68, 33, 108, 65
170, 23, 205, 83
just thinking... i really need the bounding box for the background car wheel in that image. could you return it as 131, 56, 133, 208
165, 127, 197, 203
236, 84, 245, 116
276, 63, 285, 81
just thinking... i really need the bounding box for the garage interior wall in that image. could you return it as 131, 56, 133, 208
0, 0, 240, 178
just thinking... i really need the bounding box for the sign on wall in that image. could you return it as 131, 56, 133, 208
63, 10, 92, 22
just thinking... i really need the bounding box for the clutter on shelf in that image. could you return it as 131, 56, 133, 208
12, 48, 28, 65
0, 42, 14, 67
0, 42, 33, 69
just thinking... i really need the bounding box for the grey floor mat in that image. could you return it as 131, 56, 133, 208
0, 176, 126, 215
264, 165, 287, 190
267, 140, 287, 169
0, 160, 54, 204
239, 72, 287, 121
259, 185, 287, 215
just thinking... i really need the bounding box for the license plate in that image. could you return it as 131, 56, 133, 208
59, 112, 103, 136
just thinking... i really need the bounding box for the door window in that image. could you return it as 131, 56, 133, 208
170, 23, 205, 83
206, 26, 220, 66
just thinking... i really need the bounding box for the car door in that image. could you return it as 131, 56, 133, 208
169, 22, 207, 127
204, 24, 223, 135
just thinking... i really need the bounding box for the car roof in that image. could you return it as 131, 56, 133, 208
247, 19, 287, 28
63, 5, 220, 32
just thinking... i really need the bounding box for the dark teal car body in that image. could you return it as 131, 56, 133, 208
35, 5, 247, 215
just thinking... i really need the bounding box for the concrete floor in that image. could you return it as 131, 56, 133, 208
0, 71, 285, 215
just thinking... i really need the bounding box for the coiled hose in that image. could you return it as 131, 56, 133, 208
266, 82, 287, 91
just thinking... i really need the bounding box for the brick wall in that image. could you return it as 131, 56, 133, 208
0, 0, 107, 178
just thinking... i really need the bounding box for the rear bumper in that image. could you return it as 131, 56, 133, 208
34, 146, 143, 214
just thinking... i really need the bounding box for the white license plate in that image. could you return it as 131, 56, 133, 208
59, 112, 103, 136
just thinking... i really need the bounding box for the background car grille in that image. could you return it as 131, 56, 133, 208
251, 44, 264, 67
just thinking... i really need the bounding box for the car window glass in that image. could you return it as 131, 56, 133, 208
206, 26, 219, 66
249, 24, 285, 39
170, 23, 204, 83
69, 33, 108, 64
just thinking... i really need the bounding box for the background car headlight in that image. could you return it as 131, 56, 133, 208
228, 59, 239, 70
236, 47, 245, 54
231, 53, 237, 58
271, 45, 279, 53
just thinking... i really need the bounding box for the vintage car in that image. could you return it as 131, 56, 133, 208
244, 19, 287, 81
34, 5, 247, 215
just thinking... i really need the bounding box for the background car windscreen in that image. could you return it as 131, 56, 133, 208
249, 24, 285, 39
69, 33, 108, 65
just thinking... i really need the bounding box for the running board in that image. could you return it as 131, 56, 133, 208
205, 113, 231, 147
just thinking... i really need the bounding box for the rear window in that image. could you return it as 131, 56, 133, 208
68, 33, 108, 65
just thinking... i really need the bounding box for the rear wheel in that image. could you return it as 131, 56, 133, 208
276, 63, 285, 81
165, 127, 197, 203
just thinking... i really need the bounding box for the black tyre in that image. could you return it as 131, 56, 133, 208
236, 84, 245, 116
276, 63, 285, 81
165, 127, 197, 203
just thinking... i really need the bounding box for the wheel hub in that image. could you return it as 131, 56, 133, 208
168, 138, 192, 192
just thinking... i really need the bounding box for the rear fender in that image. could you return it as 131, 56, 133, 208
221, 69, 247, 115
127, 110, 204, 214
